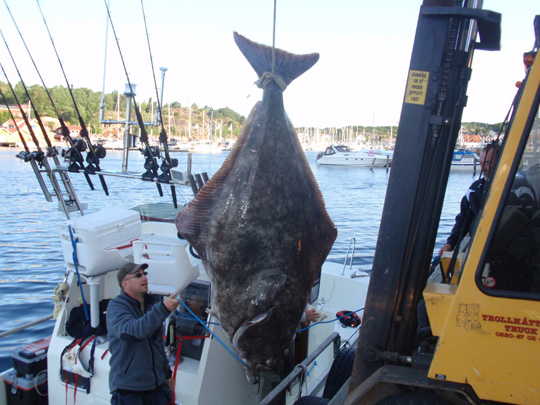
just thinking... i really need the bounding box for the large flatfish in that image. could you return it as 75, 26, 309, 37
175, 32, 337, 383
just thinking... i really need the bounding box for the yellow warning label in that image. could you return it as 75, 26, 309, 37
405, 70, 429, 105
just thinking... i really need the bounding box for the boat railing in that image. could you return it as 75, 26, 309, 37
0, 315, 54, 340
341, 238, 356, 276
260, 332, 341, 405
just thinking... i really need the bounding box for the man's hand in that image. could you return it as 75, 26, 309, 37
438, 243, 453, 256
302, 306, 322, 326
163, 294, 179, 312
166, 377, 175, 394
304, 307, 317, 324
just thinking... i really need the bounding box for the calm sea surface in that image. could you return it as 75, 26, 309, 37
0, 147, 476, 370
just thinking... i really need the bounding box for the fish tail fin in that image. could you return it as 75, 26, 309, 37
233, 32, 319, 88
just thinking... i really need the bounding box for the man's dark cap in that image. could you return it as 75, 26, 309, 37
118, 262, 149, 285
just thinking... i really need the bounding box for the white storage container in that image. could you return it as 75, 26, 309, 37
60, 209, 141, 276
133, 229, 200, 296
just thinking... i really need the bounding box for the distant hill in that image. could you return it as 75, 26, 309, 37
0, 81, 246, 140
0, 81, 502, 144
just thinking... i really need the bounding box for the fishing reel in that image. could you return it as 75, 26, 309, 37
71, 138, 87, 153
140, 145, 160, 180
64, 139, 87, 172
337, 310, 361, 328
94, 144, 107, 159
141, 145, 160, 160
157, 157, 179, 182
86, 144, 107, 163
144, 157, 159, 172
160, 157, 178, 173
85, 145, 106, 175
16, 150, 44, 163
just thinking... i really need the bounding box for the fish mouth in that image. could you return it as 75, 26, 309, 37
243, 365, 263, 384
241, 356, 279, 384
232, 312, 270, 350
233, 310, 280, 384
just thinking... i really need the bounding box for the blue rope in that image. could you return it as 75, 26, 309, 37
68, 225, 89, 321
176, 299, 247, 367
306, 361, 317, 377
296, 308, 364, 333
176, 302, 362, 365
176, 309, 220, 325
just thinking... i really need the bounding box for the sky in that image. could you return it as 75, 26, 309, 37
0, 0, 538, 128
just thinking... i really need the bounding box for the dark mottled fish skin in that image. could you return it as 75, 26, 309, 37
176, 32, 337, 383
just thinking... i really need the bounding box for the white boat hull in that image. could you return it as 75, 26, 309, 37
316, 145, 392, 168
317, 155, 391, 167
1, 214, 370, 405
450, 150, 479, 173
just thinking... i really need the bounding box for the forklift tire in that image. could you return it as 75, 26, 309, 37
294, 396, 330, 405
322, 348, 356, 399
376, 392, 452, 405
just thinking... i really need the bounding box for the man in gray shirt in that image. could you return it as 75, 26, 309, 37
107, 262, 179, 404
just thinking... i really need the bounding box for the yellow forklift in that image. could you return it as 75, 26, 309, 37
341, 1, 540, 404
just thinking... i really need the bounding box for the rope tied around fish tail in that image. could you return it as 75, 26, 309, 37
255, 72, 287, 91
253, 0, 284, 91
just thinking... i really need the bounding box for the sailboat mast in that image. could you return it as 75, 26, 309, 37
99, 0, 111, 124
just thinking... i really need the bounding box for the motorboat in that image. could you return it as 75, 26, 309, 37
189, 140, 222, 154
0, 3, 373, 402
0, 55, 370, 405
316, 145, 392, 168
451, 149, 480, 172
0, 150, 371, 405
220, 139, 236, 151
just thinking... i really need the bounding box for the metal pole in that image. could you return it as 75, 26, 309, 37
123, 86, 134, 172
99, 0, 112, 123
260, 332, 340, 405
157, 67, 167, 125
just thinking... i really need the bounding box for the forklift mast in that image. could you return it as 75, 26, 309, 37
350, 0, 501, 390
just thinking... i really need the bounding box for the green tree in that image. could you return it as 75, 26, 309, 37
28, 85, 52, 117
0, 111, 10, 124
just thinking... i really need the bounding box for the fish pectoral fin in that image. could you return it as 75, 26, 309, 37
254, 273, 287, 310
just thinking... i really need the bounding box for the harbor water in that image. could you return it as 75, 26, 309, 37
0, 147, 476, 371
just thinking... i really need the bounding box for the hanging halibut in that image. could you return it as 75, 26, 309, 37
175, 32, 337, 383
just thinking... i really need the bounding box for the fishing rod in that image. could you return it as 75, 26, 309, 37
140, 0, 179, 207
103, 0, 164, 198
0, 29, 87, 216
0, 85, 52, 201
0, 63, 43, 155
0, 58, 72, 208
36, 0, 109, 196
0, 30, 57, 156
4, 0, 95, 191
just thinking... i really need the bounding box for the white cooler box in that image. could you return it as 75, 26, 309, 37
60, 209, 142, 276
133, 234, 200, 296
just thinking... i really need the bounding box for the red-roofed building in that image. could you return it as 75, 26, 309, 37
55, 126, 83, 141
0, 117, 58, 147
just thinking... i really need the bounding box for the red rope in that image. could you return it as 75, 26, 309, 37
73, 373, 78, 404
65, 371, 68, 405
107, 238, 139, 251
171, 334, 209, 404
64, 338, 82, 405
63, 336, 95, 405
